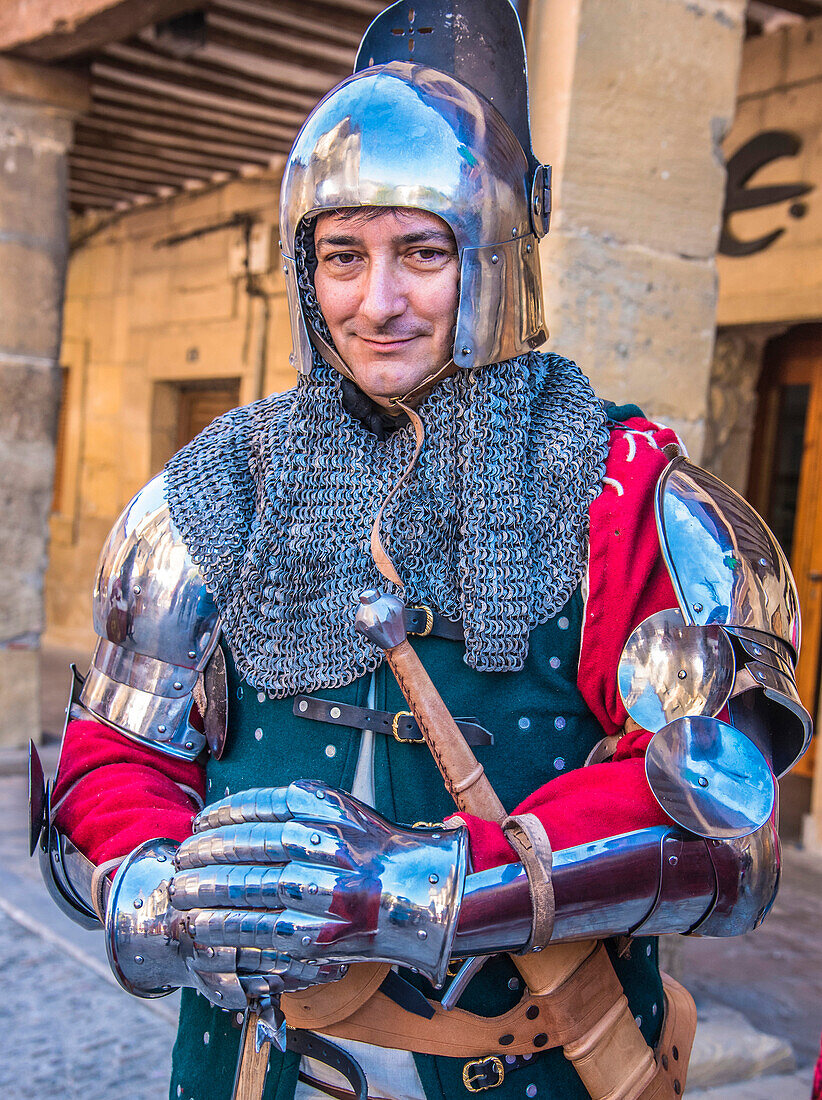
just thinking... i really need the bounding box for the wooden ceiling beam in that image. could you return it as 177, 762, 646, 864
93, 83, 299, 138
66, 173, 158, 200
69, 190, 120, 208
70, 151, 198, 185
72, 141, 216, 178
79, 113, 285, 162
3, 0, 203, 62
73, 126, 257, 171
206, 11, 356, 69
212, 0, 367, 47
101, 45, 316, 116
90, 98, 294, 146
70, 164, 171, 195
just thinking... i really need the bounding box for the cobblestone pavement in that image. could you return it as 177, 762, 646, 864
0, 909, 175, 1100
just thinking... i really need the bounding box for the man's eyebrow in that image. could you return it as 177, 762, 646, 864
315, 230, 455, 249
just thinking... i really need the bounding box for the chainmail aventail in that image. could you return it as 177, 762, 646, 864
164, 353, 610, 696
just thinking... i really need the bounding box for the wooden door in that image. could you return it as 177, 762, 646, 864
749, 325, 822, 777
177, 379, 241, 451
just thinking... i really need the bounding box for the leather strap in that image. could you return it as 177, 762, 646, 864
293, 696, 493, 746
297, 1072, 388, 1100
287, 1031, 367, 1100
502, 813, 555, 950
403, 605, 464, 641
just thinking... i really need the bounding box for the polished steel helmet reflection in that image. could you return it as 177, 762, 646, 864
279, 0, 551, 377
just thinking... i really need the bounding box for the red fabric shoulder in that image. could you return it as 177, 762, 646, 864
53, 718, 205, 866
579, 416, 682, 735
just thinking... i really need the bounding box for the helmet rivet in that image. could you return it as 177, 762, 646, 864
693, 603, 703, 613
185, 742, 194, 750
512, 227, 518, 237
188, 650, 197, 659
283, 264, 289, 275
491, 253, 499, 264
461, 346, 471, 357
698, 777, 709, 787
526, 243, 533, 253
158, 725, 167, 734
133, 585, 141, 595
174, 682, 183, 690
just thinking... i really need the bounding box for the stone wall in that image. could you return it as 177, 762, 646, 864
528, 0, 746, 457
45, 173, 291, 653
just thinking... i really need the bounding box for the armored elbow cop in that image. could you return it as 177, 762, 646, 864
79, 473, 224, 761
618, 453, 812, 841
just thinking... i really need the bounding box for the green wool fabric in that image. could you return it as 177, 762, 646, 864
169, 585, 663, 1100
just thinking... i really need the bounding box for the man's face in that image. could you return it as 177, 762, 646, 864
312, 207, 460, 408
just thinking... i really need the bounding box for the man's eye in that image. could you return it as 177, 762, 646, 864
329, 252, 358, 265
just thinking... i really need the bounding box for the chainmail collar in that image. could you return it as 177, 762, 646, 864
165, 352, 609, 696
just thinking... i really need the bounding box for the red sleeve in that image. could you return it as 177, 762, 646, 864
455, 418, 683, 872
53, 718, 205, 866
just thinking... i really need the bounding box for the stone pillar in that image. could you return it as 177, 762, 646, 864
0, 57, 88, 748
526, 0, 746, 458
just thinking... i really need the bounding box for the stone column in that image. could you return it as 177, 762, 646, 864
526, 0, 746, 458
0, 57, 88, 748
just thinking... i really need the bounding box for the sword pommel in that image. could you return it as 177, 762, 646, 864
354, 589, 407, 651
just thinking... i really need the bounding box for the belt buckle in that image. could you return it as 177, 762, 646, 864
391, 710, 418, 743
407, 604, 434, 637
462, 1056, 505, 1092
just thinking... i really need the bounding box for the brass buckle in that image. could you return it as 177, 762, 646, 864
462, 1056, 505, 1092
391, 710, 418, 742
407, 604, 434, 637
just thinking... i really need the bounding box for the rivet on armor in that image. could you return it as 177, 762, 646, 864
558, 616, 569, 630
533, 1033, 548, 1048
461, 346, 471, 356
417, 929, 428, 940
698, 776, 709, 787
215, 990, 223, 999
505, 1055, 516, 1065
554, 717, 566, 730
257, 692, 266, 703
549, 656, 560, 669
526, 1087, 538, 1098
185, 742, 194, 750
134, 955, 144, 964
255, 728, 263, 741
301, 935, 311, 946
206, 947, 215, 958
429, 873, 439, 884
310, 833, 321, 845
188, 650, 197, 660
526, 1005, 539, 1020
299, 701, 309, 713
330, 706, 341, 719
693, 603, 703, 613
526, 242, 532, 253
508, 978, 519, 991
518, 716, 530, 730
133, 898, 143, 909
491, 253, 499, 264
133, 585, 142, 595
553, 757, 565, 770
174, 681, 183, 690
512, 227, 518, 237
158, 725, 167, 734
677, 669, 687, 680
668, 855, 678, 866
316, 790, 326, 799
325, 744, 337, 758
157, 854, 167, 863
759, 557, 768, 567
308, 884, 318, 895
168, 884, 175, 896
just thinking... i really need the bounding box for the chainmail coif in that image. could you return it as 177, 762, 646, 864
164, 352, 610, 696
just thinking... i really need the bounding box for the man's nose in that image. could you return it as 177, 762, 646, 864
359, 259, 406, 327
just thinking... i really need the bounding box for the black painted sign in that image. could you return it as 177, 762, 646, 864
720, 130, 813, 257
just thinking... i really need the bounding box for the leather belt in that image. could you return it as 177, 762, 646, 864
403, 604, 464, 641
294, 695, 493, 746
287, 1030, 367, 1100
297, 1072, 390, 1100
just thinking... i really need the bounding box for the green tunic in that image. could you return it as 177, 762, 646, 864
169, 584, 663, 1100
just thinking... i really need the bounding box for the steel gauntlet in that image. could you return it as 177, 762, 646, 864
106, 780, 468, 1007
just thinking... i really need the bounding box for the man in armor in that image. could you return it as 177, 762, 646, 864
30, 2, 812, 1099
